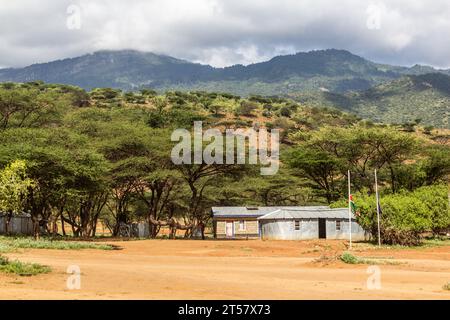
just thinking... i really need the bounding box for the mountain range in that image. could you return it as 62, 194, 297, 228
0, 49, 449, 127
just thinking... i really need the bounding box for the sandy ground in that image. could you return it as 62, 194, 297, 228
1, 239, 449, 300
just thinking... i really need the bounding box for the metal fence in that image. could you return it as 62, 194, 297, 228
0, 213, 34, 235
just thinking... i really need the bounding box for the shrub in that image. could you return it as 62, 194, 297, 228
443, 282, 450, 291
262, 110, 272, 117
235, 100, 258, 116
332, 185, 449, 246
423, 125, 434, 135
340, 252, 358, 264
279, 106, 292, 118
0, 255, 8, 265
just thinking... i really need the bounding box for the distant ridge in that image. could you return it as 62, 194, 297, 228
1, 49, 448, 94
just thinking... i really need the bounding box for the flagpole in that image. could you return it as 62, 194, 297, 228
348, 170, 352, 250
375, 169, 381, 247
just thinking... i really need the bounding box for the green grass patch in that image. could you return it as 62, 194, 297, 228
421, 238, 450, 248
0, 255, 50, 276
0, 236, 115, 253
355, 238, 450, 251
340, 252, 359, 264
339, 252, 403, 265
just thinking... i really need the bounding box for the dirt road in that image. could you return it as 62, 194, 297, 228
1, 239, 449, 299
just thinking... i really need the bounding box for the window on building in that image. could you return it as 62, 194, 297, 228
294, 220, 301, 231
239, 220, 246, 231
336, 220, 341, 231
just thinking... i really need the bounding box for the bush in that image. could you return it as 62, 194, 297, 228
332, 185, 449, 246
279, 106, 292, 118
443, 282, 450, 291
340, 252, 358, 264
235, 101, 258, 116
262, 110, 272, 117
423, 125, 434, 135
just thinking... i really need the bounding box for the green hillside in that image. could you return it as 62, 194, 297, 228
292, 73, 450, 128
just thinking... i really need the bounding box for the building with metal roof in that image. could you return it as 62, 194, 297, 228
212, 206, 367, 240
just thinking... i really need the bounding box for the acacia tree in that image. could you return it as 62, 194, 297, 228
365, 128, 417, 192
0, 160, 34, 235
287, 126, 419, 202
0, 127, 109, 238
286, 148, 343, 203
0, 85, 63, 130
62, 190, 109, 237
176, 161, 245, 239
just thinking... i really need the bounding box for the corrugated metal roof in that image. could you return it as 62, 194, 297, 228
212, 206, 333, 218
257, 208, 355, 220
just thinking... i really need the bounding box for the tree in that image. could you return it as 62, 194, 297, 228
235, 100, 258, 116
289, 126, 418, 197
0, 160, 34, 234
366, 128, 417, 192
176, 159, 245, 239
242, 167, 313, 206
0, 86, 61, 129
286, 148, 343, 203
0, 128, 109, 238
421, 145, 450, 185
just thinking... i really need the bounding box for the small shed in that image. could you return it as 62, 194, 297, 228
0, 212, 34, 236
258, 207, 367, 240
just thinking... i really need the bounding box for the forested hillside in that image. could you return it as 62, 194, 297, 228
292, 73, 450, 128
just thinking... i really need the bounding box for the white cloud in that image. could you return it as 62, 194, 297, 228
0, 0, 449, 68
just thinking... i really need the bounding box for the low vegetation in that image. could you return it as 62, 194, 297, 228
339, 252, 403, 265
333, 186, 449, 246
0, 237, 114, 253
443, 282, 450, 291
0, 255, 50, 276
340, 252, 359, 264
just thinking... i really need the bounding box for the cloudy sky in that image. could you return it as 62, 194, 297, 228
1, 0, 450, 69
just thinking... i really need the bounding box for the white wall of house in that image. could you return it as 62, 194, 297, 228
260, 218, 366, 240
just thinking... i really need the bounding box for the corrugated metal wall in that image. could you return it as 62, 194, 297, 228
260, 218, 367, 240
0, 215, 34, 235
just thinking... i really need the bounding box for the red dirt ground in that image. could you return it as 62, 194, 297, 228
1, 239, 449, 299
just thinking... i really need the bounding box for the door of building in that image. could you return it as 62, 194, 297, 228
226, 221, 234, 238
318, 218, 326, 239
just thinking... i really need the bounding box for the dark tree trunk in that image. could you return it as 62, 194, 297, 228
5, 211, 13, 236
60, 214, 66, 236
